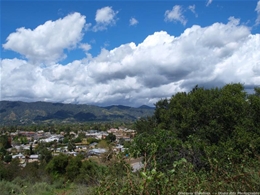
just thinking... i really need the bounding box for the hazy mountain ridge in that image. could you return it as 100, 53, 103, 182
0, 101, 154, 125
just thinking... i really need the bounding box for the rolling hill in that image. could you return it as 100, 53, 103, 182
0, 101, 154, 125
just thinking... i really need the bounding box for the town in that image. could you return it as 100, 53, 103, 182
0, 126, 143, 171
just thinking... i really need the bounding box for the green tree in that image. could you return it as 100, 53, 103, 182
76, 160, 106, 185
73, 136, 82, 143
118, 138, 125, 145
0, 161, 8, 180
63, 137, 69, 144
66, 156, 82, 181
3, 154, 12, 163
0, 147, 7, 160
97, 140, 108, 148
105, 133, 116, 143
0, 135, 12, 149
87, 137, 99, 144
36, 143, 52, 164
0, 158, 20, 181
46, 153, 68, 175
130, 128, 182, 172
20, 136, 29, 144
132, 83, 260, 172
29, 143, 34, 155
134, 116, 157, 134
68, 141, 76, 152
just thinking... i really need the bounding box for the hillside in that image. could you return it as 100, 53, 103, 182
0, 101, 154, 125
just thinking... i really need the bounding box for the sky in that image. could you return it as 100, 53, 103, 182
1, 0, 260, 107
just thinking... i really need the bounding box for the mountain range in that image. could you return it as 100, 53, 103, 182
0, 101, 154, 125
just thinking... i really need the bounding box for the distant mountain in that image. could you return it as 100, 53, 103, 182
0, 101, 154, 125
103, 105, 132, 110
138, 105, 155, 109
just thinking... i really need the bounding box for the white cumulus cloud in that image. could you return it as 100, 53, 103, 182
93, 6, 118, 31
80, 43, 92, 52
1, 16, 260, 106
2, 12, 86, 64
165, 5, 187, 26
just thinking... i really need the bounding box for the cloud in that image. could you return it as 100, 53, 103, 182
188, 5, 198, 17
255, 0, 260, 25
129, 17, 138, 26
206, 0, 213, 6
92, 6, 118, 31
95, 6, 117, 23
2, 12, 86, 64
79, 43, 92, 52
165, 5, 187, 26
84, 23, 92, 31
1, 17, 260, 106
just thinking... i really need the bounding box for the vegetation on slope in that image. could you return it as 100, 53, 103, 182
0, 101, 154, 125
97, 83, 260, 194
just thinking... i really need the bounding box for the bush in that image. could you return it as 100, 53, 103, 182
0, 180, 23, 195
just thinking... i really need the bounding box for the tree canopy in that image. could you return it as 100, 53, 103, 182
132, 83, 260, 172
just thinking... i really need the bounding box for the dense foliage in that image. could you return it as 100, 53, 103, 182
98, 83, 260, 194
135, 84, 260, 165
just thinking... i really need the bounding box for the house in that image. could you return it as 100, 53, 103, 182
85, 131, 108, 140
89, 142, 98, 148
87, 148, 107, 156
29, 154, 39, 159
12, 153, 25, 159
28, 154, 39, 163
107, 128, 118, 134
67, 151, 77, 156
70, 131, 76, 137
114, 144, 124, 152
39, 135, 63, 143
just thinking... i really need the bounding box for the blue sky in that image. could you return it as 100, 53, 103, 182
1, 0, 260, 106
